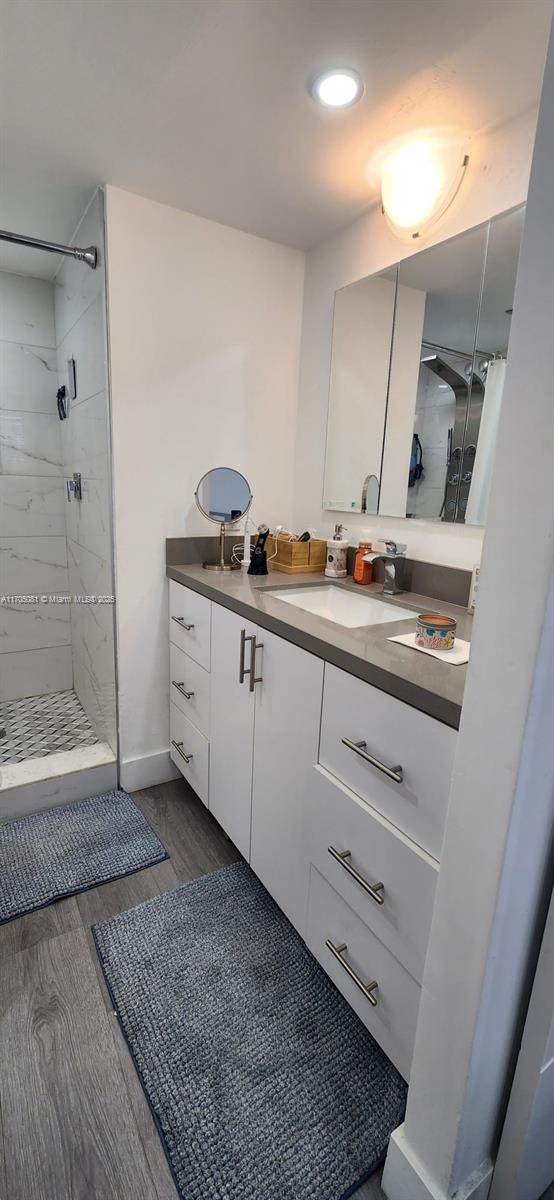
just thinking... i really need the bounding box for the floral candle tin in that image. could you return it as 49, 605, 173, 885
416, 612, 457, 651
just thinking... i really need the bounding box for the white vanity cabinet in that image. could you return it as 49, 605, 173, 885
168, 576, 458, 1079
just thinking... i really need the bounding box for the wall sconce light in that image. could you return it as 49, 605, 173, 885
380, 134, 469, 241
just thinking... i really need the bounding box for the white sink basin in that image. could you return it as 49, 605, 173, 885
267, 585, 417, 629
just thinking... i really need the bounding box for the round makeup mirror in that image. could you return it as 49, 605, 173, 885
194, 467, 253, 571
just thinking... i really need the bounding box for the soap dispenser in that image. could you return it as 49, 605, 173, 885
325, 524, 349, 578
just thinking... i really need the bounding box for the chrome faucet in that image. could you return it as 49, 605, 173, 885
363, 540, 407, 595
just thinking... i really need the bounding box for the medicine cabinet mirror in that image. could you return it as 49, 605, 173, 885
323, 205, 524, 525
323, 265, 397, 516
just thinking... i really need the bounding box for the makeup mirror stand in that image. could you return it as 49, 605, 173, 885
204, 521, 234, 572
194, 466, 253, 572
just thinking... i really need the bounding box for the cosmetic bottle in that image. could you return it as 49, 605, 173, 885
325, 524, 349, 578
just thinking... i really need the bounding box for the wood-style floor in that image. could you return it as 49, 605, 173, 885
0, 779, 385, 1200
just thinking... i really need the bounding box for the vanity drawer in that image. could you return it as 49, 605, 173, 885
306, 867, 420, 1080
169, 642, 210, 738
307, 766, 438, 984
319, 664, 456, 858
169, 580, 211, 671
169, 702, 209, 806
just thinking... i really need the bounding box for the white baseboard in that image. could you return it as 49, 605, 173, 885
120, 749, 179, 793
383, 1126, 493, 1200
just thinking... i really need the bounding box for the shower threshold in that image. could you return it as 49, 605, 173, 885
0, 690, 118, 821
0, 742, 117, 822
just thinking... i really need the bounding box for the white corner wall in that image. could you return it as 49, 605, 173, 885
105, 186, 305, 787
293, 107, 539, 569
383, 21, 554, 1199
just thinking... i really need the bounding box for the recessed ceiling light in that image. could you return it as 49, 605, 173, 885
310, 68, 363, 109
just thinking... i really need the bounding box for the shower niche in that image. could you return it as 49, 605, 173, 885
0, 189, 117, 813
322, 205, 524, 525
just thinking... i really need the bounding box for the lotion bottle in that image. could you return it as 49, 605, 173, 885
325, 524, 349, 578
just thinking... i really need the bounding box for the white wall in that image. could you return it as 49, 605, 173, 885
0, 272, 71, 700
383, 24, 554, 1198
105, 186, 305, 786
293, 108, 538, 569
54, 190, 117, 750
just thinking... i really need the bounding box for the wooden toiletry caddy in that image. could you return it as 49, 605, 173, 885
266, 532, 327, 574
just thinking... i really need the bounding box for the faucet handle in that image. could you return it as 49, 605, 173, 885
375, 538, 406, 557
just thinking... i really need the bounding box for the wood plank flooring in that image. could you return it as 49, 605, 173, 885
0, 778, 385, 1200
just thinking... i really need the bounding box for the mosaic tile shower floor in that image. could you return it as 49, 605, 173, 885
0, 690, 98, 765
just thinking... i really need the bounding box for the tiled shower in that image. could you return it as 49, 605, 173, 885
0, 190, 117, 786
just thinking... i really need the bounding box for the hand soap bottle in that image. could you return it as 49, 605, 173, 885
325, 524, 349, 578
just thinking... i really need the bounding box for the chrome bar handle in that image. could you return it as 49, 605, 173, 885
249, 639, 264, 692
239, 628, 255, 683
171, 616, 195, 631
172, 680, 194, 700
325, 940, 378, 1007
171, 739, 193, 764
341, 737, 403, 784
328, 847, 384, 906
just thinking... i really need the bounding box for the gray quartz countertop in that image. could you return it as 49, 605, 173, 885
167, 564, 473, 729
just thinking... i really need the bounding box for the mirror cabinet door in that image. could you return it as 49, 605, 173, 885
464, 207, 524, 526
323, 266, 398, 514
380, 223, 488, 522
322, 205, 525, 527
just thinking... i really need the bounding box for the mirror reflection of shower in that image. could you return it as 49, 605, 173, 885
407, 347, 491, 522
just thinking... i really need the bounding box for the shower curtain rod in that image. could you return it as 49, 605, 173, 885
0, 228, 97, 269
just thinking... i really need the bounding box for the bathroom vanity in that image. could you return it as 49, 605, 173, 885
167, 564, 471, 1081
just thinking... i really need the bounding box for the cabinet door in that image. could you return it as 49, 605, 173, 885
250, 629, 324, 936
210, 603, 256, 859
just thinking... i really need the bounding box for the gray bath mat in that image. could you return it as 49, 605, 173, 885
93, 861, 407, 1200
0, 789, 168, 925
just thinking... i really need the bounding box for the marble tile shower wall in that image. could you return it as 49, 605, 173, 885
0, 271, 72, 700
54, 190, 117, 751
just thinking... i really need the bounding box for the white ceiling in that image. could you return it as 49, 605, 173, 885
1, 0, 551, 277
